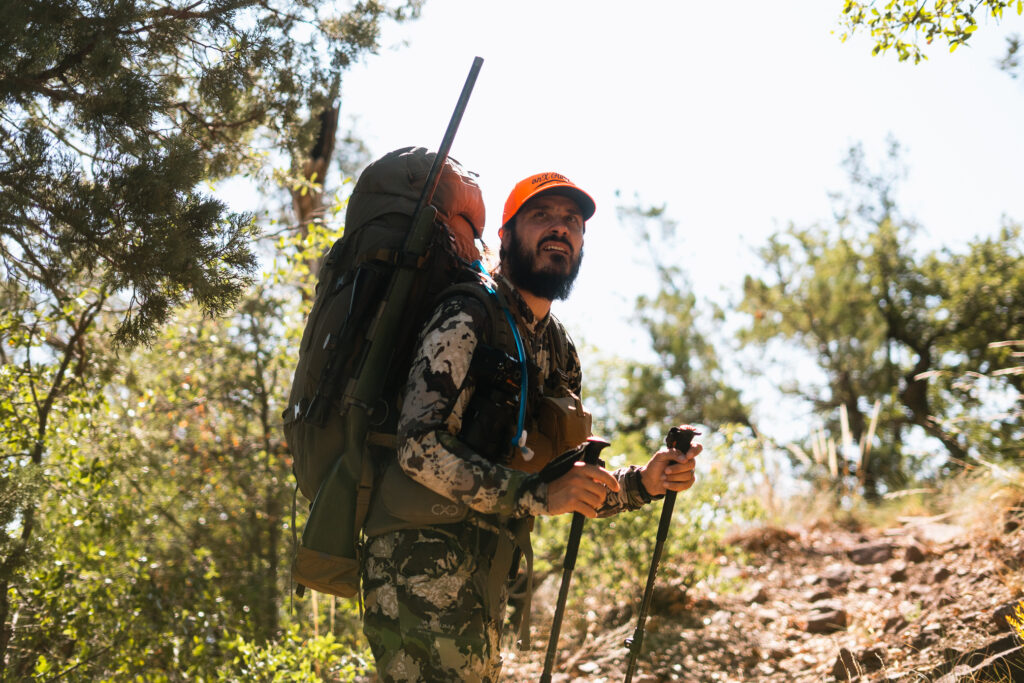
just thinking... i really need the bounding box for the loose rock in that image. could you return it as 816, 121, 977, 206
992, 599, 1023, 633
803, 607, 848, 634
822, 564, 852, 587
849, 541, 893, 565
884, 614, 909, 633
831, 647, 858, 680
904, 542, 928, 563
859, 646, 887, 672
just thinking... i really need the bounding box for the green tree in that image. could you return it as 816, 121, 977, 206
604, 202, 750, 438
1, 0, 419, 671
870, 219, 1024, 460
838, 0, 1024, 63
999, 32, 1023, 76
1, 202, 362, 676
1, 0, 419, 343
739, 142, 1024, 492
0, 277, 120, 670
2, 284, 370, 678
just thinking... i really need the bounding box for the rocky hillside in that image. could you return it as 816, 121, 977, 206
504, 505, 1024, 682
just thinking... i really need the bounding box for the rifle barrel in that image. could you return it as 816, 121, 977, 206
304, 57, 483, 424
413, 56, 484, 219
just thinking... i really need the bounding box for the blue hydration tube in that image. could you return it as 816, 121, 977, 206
473, 261, 528, 446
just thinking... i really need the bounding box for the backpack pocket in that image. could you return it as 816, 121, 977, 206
365, 460, 469, 535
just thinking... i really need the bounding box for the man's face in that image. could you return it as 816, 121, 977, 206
500, 193, 585, 301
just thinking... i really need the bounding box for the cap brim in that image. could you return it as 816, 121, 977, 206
531, 185, 596, 221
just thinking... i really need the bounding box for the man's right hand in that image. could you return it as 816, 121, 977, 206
544, 462, 620, 518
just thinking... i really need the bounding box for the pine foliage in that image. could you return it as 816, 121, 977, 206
0, 0, 420, 343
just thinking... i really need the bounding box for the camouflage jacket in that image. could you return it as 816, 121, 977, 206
396, 273, 655, 519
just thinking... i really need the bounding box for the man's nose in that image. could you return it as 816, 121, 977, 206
546, 217, 572, 235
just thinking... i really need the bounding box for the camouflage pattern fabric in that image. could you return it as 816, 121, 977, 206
363, 526, 507, 683
396, 273, 654, 517
363, 273, 657, 679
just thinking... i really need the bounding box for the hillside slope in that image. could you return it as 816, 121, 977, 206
504, 506, 1024, 682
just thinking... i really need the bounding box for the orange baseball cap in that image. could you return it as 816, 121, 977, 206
501, 172, 596, 226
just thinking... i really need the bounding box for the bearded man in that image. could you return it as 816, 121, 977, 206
360, 172, 702, 682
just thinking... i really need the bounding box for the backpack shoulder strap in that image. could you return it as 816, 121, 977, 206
437, 276, 511, 354
439, 274, 527, 444
544, 313, 571, 373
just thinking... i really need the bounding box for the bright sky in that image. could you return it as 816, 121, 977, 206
314, 1, 1024, 436
341, 0, 1023, 337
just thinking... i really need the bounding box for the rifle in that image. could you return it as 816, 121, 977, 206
304, 55, 484, 427
539, 437, 610, 683
295, 57, 484, 597
623, 425, 700, 683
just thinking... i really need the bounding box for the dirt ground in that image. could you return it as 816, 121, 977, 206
501, 507, 1024, 682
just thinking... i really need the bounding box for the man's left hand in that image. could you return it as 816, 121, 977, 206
639, 442, 701, 497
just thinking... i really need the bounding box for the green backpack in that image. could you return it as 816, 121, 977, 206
282, 146, 487, 597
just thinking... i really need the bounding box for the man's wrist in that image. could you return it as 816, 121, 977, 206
637, 468, 665, 503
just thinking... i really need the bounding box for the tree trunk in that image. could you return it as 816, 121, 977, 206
292, 106, 340, 280
899, 359, 969, 464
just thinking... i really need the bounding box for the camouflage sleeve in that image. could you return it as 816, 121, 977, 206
397, 295, 547, 518
595, 466, 657, 516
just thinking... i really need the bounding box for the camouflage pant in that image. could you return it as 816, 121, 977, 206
362, 525, 510, 682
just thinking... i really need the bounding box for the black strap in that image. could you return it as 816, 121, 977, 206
359, 247, 429, 270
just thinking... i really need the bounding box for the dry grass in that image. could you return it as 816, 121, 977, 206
755, 455, 1024, 548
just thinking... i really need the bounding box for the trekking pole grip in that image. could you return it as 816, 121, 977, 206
623, 425, 699, 683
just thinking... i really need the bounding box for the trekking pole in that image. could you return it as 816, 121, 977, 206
539, 437, 610, 683
623, 425, 700, 683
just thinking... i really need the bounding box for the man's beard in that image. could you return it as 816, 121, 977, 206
501, 228, 583, 302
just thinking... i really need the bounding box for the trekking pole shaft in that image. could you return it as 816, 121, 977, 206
540, 438, 609, 683
623, 426, 698, 683
623, 490, 677, 683
539, 510, 585, 683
